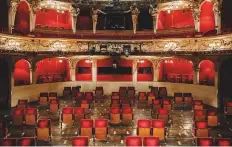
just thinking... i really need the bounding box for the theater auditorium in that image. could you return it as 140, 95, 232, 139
0, 0, 232, 146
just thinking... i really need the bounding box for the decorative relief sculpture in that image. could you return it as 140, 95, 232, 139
92, 6, 107, 34
124, 4, 140, 34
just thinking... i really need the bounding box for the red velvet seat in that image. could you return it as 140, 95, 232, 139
152, 119, 165, 141
127, 87, 135, 99
110, 107, 121, 124
0, 138, 17, 146
73, 108, 85, 125
196, 138, 213, 146
121, 99, 131, 108
39, 92, 48, 105
147, 92, 155, 105
80, 119, 93, 138
111, 99, 120, 107
174, 93, 183, 105
207, 110, 218, 127
183, 93, 192, 106
95, 87, 103, 100
137, 119, 151, 137
49, 99, 59, 113
151, 87, 159, 98
63, 87, 72, 97
157, 108, 169, 125
25, 108, 37, 125
225, 101, 232, 115
194, 109, 207, 121
119, 87, 127, 98
159, 87, 167, 98
138, 92, 147, 103
152, 99, 162, 114
18, 137, 36, 146
194, 121, 209, 138
37, 119, 51, 141
48, 92, 57, 101
162, 100, 172, 112
95, 119, 108, 140
85, 92, 93, 103
72, 136, 89, 146
111, 92, 120, 100
122, 107, 133, 125
75, 92, 85, 104
193, 100, 204, 110
0, 121, 8, 138
62, 107, 73, 126
125, 136, 142, 146
17, 99, 28, 109
12, 108, 24, 126
215, 138, 231, 146
143, 136, 160, 146
81, 100, 90, 113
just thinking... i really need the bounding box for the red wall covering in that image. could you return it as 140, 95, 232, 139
200, 1, 215, 33
137, 59, 153, 81
35, 9, 72, 29
36, 58, 70, 81
157, 9, 194, 29
97, 58, 132, 81
14, 59, 30, 85
14, 1, 30, 33
158, 58, 193, 81
76, 59, 92, 81
199, 60, 215, 84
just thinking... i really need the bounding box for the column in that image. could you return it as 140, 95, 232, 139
29, 4, 37, 32
70, 7, 79, 34
193, 65, 200, 85
214, 2, 221, 34
132, 60, 137, 86
149, 6, 158, 34
92, 60, 97, 87
214, 63, 219, 89
70, 64, 76, 82
152, 60, 159, 82
192, 8, 200, 32
8, 1, 18, 34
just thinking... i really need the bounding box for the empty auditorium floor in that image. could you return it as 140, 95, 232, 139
2, 96, 232, 146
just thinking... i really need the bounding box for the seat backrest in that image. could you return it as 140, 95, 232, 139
193, 100, 203, 105
76, 92, 85, 98
12, 108, 24, 116
18, 137, 36, 146
80, 119, 93, 128
143, 137, 160, 146
207, 110, 217, 116
64, 87, 71, 91
0, 138, 17, 146
152, 99, 161, 105
74, 107, 85, 115
174, 93, 183, 97
183, 93, 192, 97
215, 138, 231, 146
25, 108, 37, 115
37, 119, 51, 128
197, 138, 213, 146
125, 136, 142, 146
157, 108, 169, 115
95, 119, 108, 128
122, 107, 132, 114
18, 99, 28, 105
139, 92, 146, 97
72, 136, 89, 146
50, 99, 59, 104
137, 119, 151, 128
152, 119, 165, 128
195, 121, 208, 129
62, 107, 73, 115
110, 107, 120, 114
40, 92, 48, 97
49, 92, 57, 97
194, 110, 206, 116
128, 87, 135, 90
159, 87, 167, 97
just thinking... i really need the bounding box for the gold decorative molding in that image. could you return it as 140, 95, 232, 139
1, 33, 232, 54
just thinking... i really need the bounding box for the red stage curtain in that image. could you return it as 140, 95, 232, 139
200, 1, 215, 33
14, 1, 30, 33
76, 59, 92, 81
35, 9, 72, 29
14, 59, 30, 86
157, 9, 194, 29
199, 60, 215, 85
